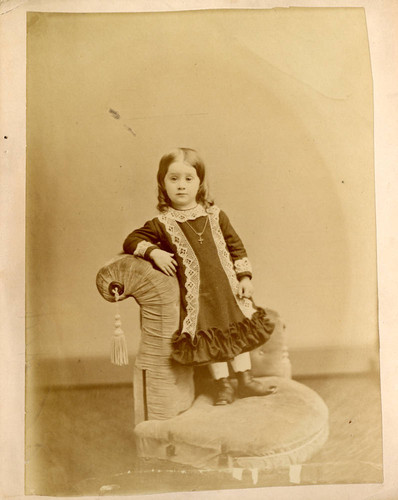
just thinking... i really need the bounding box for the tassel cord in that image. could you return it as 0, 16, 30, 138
111, 288, 129, 366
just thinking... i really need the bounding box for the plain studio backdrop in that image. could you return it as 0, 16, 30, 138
26, 9, 377, 386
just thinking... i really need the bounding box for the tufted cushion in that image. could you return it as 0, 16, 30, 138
250, 309, 291, 378
134, 376, 329, 470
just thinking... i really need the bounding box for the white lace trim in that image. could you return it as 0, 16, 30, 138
158, 212, 200, 339
234, 257, 252, 275
208, 207, 256, 319
165, 204, 208, 222
134, 240, 155, 258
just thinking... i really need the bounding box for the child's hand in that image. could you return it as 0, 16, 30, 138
149, 248, 177, 276
238, 276, 254, 299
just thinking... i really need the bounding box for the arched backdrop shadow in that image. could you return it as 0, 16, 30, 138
26, 9, 376, 386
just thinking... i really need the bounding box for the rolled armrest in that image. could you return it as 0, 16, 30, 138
96, 254, 179, 305
96, 254, 194, 421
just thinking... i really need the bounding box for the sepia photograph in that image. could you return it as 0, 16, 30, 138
2, 1, 397, 499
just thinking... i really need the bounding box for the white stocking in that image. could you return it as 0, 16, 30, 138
230, 351, 251, 373
208, 362, 229, 380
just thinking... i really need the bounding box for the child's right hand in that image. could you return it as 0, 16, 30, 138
149, 249, 177, 276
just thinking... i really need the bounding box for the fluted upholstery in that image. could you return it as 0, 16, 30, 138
96, 255, 195, 422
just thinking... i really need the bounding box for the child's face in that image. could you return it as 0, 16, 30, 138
164, 161, 200, 210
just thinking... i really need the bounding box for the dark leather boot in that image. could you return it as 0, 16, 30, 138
236, 370, 277, 398
214, 377, 235, 406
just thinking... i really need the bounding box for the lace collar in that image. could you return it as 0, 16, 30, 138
164, 204, 210, 222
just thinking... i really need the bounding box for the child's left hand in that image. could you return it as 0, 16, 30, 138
238, 276, 254, 299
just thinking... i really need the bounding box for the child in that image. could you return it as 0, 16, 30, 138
123, 147, 276, 405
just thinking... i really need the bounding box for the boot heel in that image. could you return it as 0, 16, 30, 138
214, 377, 235, 406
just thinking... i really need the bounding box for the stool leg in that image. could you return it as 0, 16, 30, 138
133, 366, 146, 425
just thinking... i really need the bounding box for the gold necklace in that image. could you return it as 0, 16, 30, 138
185, 217, 208, 244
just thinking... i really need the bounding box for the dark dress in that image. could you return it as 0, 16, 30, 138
123, 204, 274, 366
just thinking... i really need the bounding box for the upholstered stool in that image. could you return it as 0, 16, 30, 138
135, 376, 329, 470
96, 255, 329, 469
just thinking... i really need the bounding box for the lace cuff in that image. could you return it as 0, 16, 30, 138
134, 240, 158, 259
234, 257, 252, 275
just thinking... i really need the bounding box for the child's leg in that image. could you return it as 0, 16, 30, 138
208, 362, 235, 406
230, 352, 251, 373
231, 352, 277, 398
208, 361, 229, 380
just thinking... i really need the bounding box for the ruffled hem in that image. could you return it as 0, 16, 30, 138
171, 308, 275, 366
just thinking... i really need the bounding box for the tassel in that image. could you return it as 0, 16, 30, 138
111, 289, 129, 366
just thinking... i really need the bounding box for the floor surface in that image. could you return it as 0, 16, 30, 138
25, 372, 383, 496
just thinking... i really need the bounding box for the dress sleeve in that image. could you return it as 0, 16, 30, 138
123, 219, 162, 260
218, 210, 253, 280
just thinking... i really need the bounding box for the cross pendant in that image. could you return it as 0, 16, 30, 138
198, 236, 204, 244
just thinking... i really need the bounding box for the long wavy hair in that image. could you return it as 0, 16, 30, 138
156, 147, 214, 212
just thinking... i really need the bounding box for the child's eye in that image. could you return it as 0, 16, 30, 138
186, 177, 193, 181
